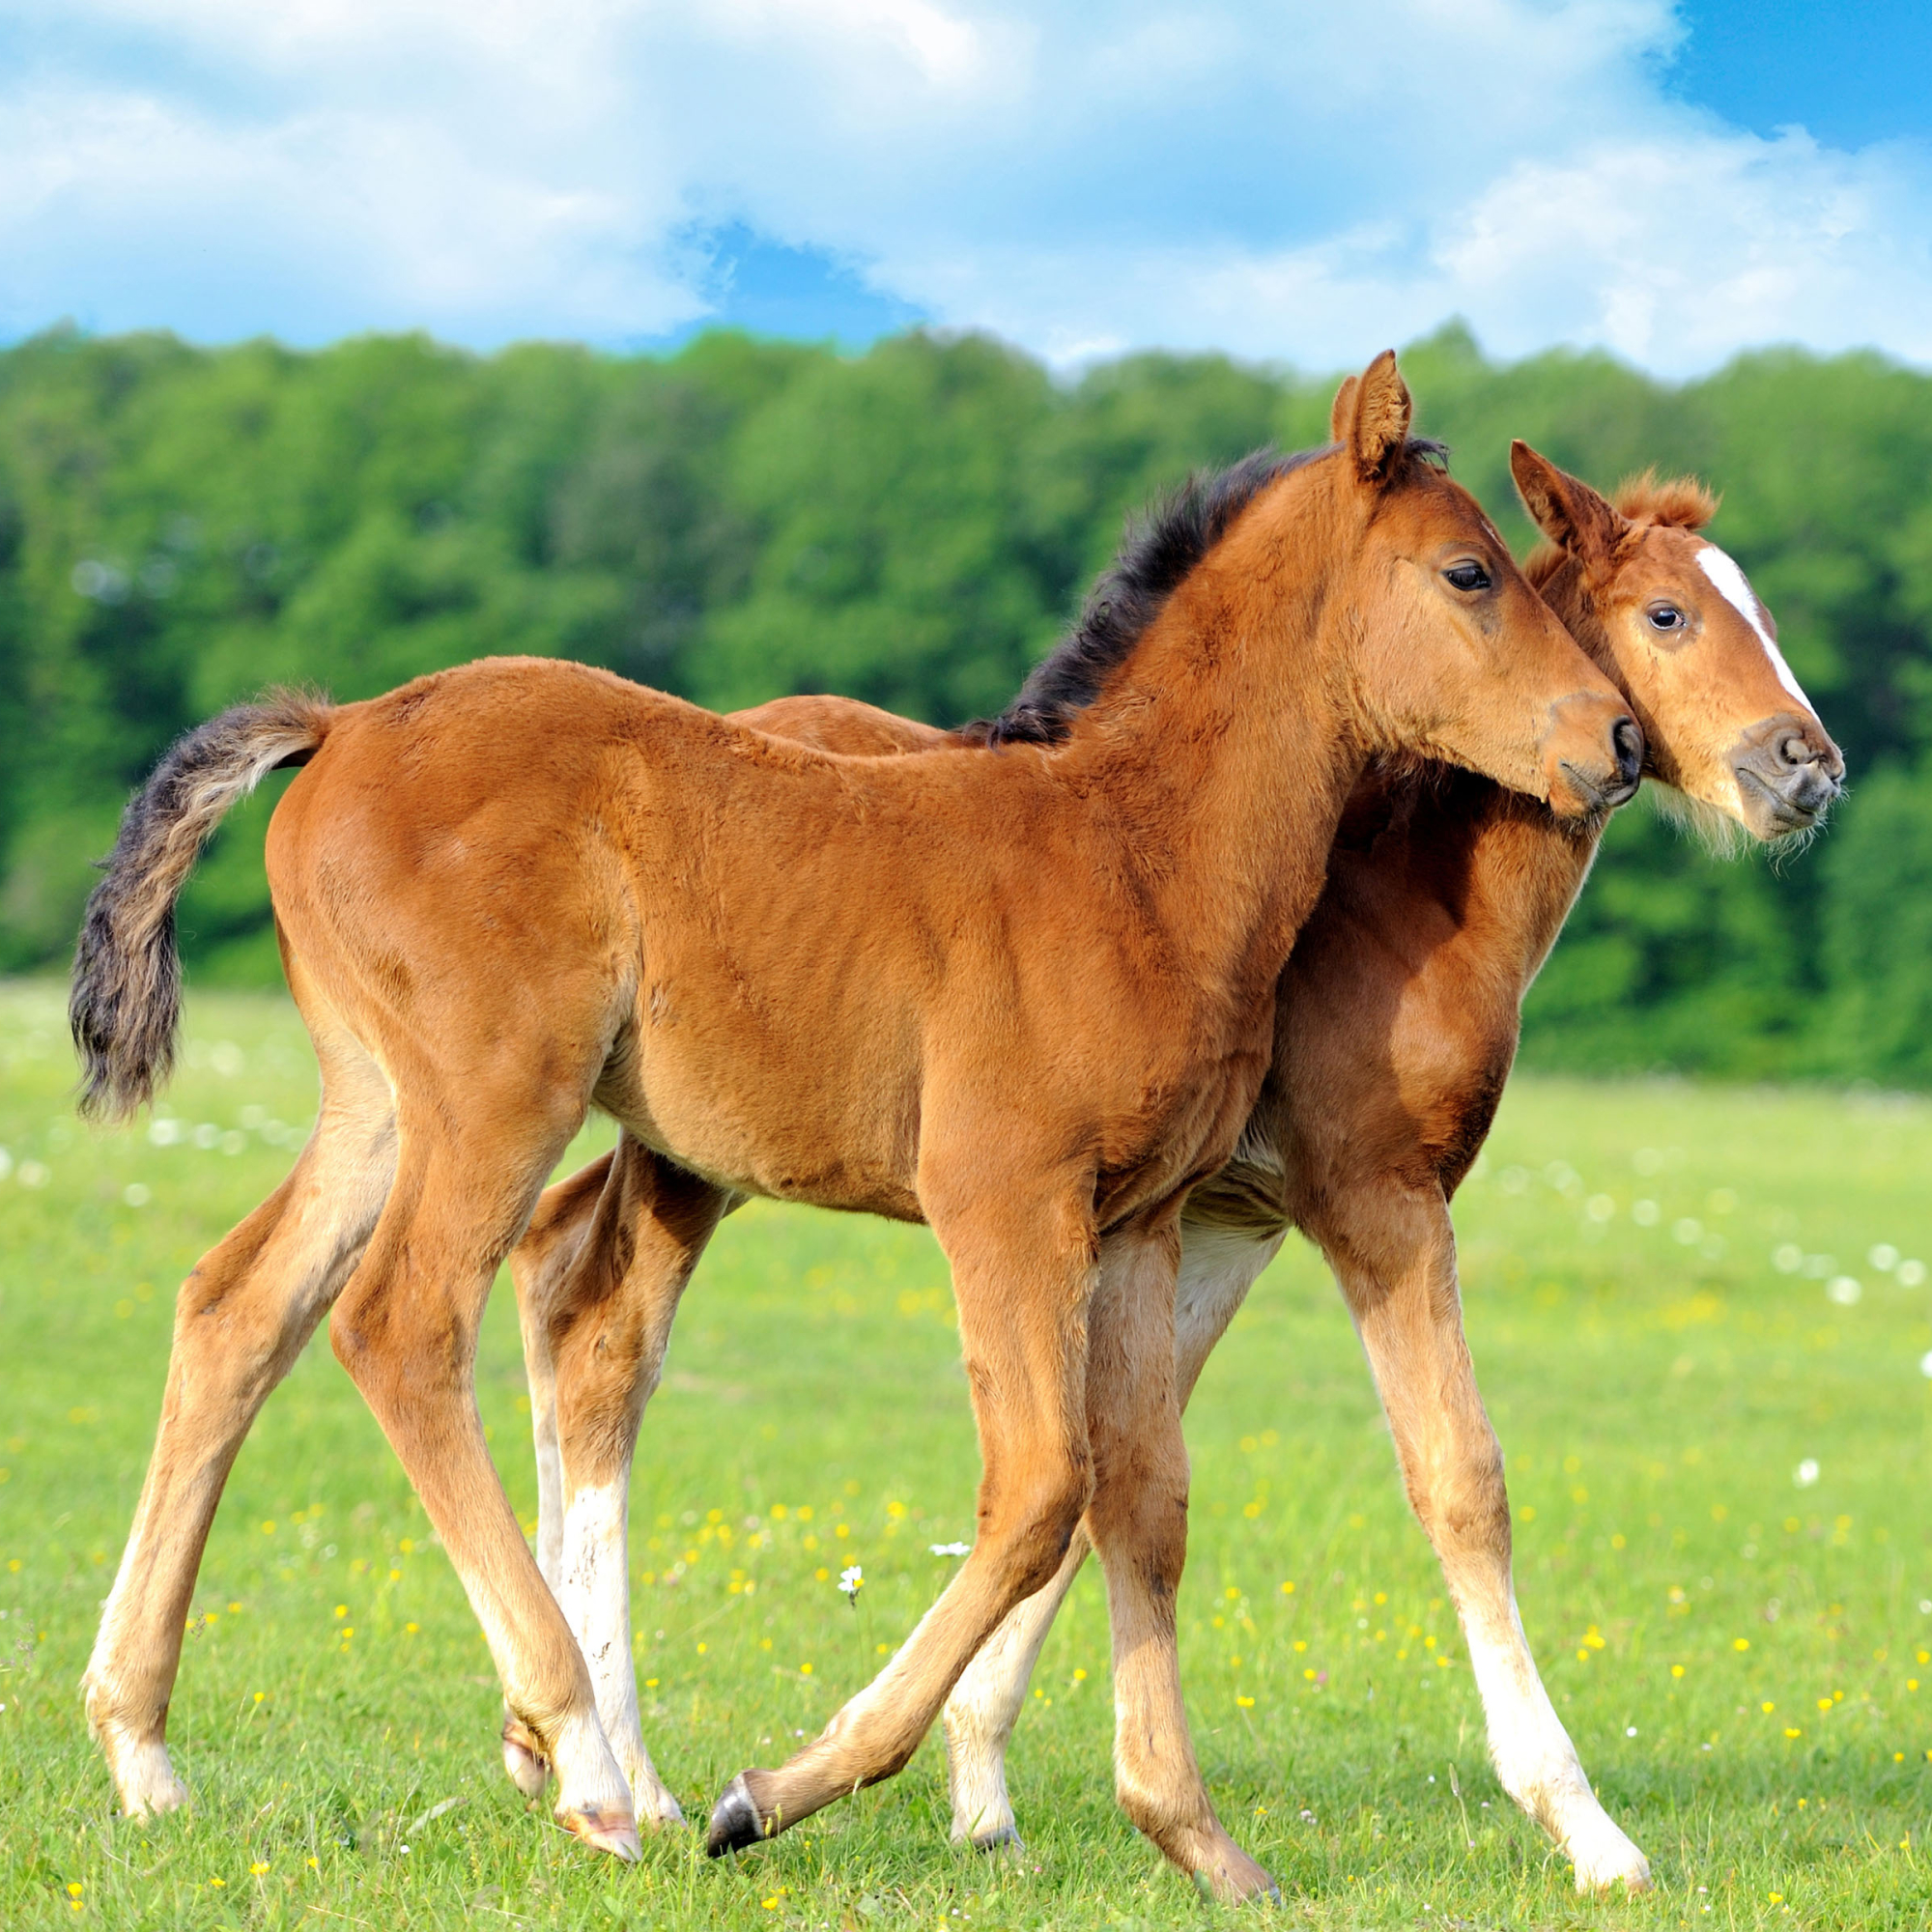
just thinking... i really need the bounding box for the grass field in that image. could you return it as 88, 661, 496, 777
1, 981, 1930, 1930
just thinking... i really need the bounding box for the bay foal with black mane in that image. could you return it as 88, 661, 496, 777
71, 355, 1638, 1900
510, 443, 1841, 1891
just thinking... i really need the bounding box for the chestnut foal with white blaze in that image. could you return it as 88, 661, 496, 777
71, 355, 1638, 1898
510, 446, 1841, 1891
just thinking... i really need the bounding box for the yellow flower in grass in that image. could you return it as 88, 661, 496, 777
249, 1862, 270, 1876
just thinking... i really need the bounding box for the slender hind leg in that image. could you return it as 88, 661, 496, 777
1081, 1227, 1277, 1902
1318, 1179, 1650, 1894
503, 1151, 615, 1801
941, 1532, 1088, 1849
541, 1136, 729, 1825
83, 1025, 397, 1819
328, 1096, 639, 1859
942, 1222, 1283, 1850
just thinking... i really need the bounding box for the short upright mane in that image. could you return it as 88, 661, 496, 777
1525, 469, 1719, 590
963, 440, 1446, 749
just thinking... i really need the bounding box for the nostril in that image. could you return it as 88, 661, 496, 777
1611, 716, 1642, 781
1777, 734, 1813, 770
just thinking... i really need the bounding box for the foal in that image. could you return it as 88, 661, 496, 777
71, 355, 1635, 1899
510, 445, 1840, 1891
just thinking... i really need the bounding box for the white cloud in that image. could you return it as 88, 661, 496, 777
0, 0, 1928, 374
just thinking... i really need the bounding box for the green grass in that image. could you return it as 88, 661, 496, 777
1, 980, 1930, 1929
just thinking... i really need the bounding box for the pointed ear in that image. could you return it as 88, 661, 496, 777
1511, 440, 1629, 573
1327, 374, 1360, 445
1332, 351, 1411, 486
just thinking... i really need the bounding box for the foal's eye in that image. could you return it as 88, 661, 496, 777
1444, 561, 1492, 593
1647, 604, 1686, 632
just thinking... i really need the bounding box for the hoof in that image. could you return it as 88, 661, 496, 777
969, 1823, 1024, 1855
121, 1775, 190, 1824
107, 1739, 190, 1821
1196, 1849, 1282, 1907
632, 1777, 687, 1831
502, 1719, 552, 1799
557, 1805, 640, 1861
1572, 1851, 1652, 1895
706, 1774, 773, 1857
1565, 1814, 1652, 1893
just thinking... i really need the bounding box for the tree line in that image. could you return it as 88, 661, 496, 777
2, 320, 1928, 1084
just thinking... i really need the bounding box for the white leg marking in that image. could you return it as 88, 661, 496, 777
554, 1481, 683, 1827
533, 1421, 564, 1588
451, 1549, 638, 1844
1461, 1589, 1649, 1891
1697, 545, 1812, 713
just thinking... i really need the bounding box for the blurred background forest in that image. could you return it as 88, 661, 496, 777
1, 320, 1928, 1084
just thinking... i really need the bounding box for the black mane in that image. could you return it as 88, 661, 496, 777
963, 438, 1448, 748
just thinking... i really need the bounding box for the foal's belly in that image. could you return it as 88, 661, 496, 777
592, 1019, 925, 1223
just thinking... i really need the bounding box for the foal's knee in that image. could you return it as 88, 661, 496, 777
982, 1463, 1092, 1601
1408, 1429, 1509, 1557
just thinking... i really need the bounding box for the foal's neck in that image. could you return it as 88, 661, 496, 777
1061, 482, 1367, 1000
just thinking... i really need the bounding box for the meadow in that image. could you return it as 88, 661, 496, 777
0, 980, 1929, 1929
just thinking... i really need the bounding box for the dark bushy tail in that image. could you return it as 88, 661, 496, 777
71, 692, 334, 1122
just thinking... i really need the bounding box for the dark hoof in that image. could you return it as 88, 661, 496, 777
706, 1774, 771, 1857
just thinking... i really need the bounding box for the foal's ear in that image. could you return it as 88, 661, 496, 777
1511, 440, 1629, 574
1332, 351, 1412, 485
1328, 374, 1360, 445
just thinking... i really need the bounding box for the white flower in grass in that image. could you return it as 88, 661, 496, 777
1899, 1260, 1927, 1289
928, 1542, 972, 1557
1795, 1460, 1820, 1488
1826, 1276, 1861, 1307
1919, 1351, 1932, 1381
838, 1564, 864, 1603
1869, 1244, 1900, 1272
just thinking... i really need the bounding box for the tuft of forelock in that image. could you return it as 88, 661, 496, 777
70, 691, 331, 1122
1611, 469, 1719, 531
963, 439, 1448, 749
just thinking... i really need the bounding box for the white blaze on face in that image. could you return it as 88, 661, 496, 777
1696, 546, 1814, 714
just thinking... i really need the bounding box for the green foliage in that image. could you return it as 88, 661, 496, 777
1, 321, 1928, 1081
4, 985, 1932, 1927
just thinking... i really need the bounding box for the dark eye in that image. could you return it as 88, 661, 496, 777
1444, 560, 1492, 593
1648, 603, 1686, 632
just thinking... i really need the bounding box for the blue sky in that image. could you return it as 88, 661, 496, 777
1, 1, 1926, 376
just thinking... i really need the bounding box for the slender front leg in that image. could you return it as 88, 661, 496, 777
706, 1168, 1098, 1854
941, 1220, 1285, 1849
1318, 1179, 1650, 1894
1082, 1225, 1278, 1903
